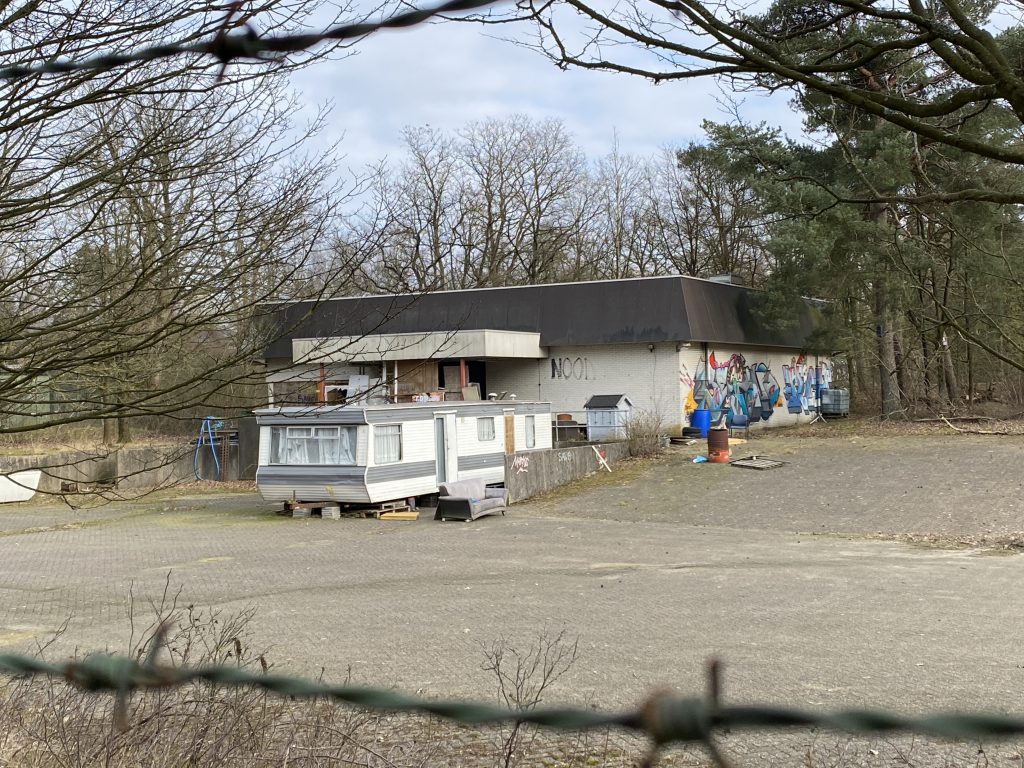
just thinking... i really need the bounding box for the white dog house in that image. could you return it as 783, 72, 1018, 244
584, 394, 633, 440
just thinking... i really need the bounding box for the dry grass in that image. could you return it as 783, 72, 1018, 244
0, 593, 666, 768
0, 428, 188, 456
624, 410, 668, 457
784, 413, 1024, 438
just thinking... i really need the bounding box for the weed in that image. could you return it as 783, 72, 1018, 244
624, 410, 667, 458
481, 629, 581, 768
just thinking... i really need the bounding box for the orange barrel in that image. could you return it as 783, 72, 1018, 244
707, 428, 731, 463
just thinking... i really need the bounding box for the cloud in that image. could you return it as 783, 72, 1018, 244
288, 20, 803, 172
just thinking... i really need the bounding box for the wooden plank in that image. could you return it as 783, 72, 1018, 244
380, 510, 420, 521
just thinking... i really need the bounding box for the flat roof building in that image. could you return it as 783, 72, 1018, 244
261, 275, 832, 433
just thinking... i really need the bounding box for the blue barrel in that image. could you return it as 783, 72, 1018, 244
691, 409, 711, 438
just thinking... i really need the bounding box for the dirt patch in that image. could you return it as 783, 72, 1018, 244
517, 430, 1024, 544
866, 530, 1024, 552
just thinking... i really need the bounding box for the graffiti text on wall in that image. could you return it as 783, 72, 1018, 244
692, 351, 832, 426
679, 362, 694, 390
550, 357, 592, 381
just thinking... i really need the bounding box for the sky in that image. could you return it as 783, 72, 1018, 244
287, 15, 805, 174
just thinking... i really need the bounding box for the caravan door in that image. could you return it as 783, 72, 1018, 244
434, 412, 458, 484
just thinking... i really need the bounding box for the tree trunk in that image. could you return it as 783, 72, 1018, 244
964, 292, 974, 409
920, 336, 933, 408
893, 332, 907, 408
875, 279, 903, 419
941, 332, 960, 406
847, 298, 868, 399
102, 416, 130, 445
103, 417, 117, 446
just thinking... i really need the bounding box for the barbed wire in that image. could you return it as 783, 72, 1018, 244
0, 0, 503, 81
2, 650, 1024, 768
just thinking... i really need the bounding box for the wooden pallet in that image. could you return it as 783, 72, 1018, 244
352, 501, 412, 519
729, 456, 786, 470
283, 500, 411, 519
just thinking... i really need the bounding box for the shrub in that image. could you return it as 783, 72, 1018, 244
624, 410, 666, 457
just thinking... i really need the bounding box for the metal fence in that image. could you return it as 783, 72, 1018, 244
2, 650, 1023, 768
552, 410, 629, 443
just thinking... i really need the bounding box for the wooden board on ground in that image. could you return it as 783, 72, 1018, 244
380, 510, 420, 521
730, 456, 786, 470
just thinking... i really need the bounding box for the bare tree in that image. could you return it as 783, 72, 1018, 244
0, 1, 363, 439
352, 115, 587, 291
458, 115, 586, 285
488, 0, 1024, 201
588, 141, 660, 278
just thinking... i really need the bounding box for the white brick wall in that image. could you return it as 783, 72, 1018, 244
487, 342, 832, 433
486, 343, 685, 430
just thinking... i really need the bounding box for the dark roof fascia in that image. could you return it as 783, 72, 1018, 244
263, 277, 694, 358
680, 279, 821, 349
262, 276, 820, 359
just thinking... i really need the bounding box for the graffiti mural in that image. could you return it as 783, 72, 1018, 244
750, 362, 781, 421
693, 351, 761, 426
679, 362, 695, 390
781, 353, 833, 415
691, 350, 830, 425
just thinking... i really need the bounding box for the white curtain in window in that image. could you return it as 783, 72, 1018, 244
286, 427, 312, 464
335, 428, 355, 464
271, 426, 356, 465
375, 425, 402, 464
286, 438, 310, 463
526, 415, 535, 448
477, 417, 495, 441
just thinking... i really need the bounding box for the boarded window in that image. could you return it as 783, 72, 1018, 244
271, 380, 319, 406
477, 417, 495, 441
270, 426, 355, 465
525, 415, 536, 448
374, 424, 402, 464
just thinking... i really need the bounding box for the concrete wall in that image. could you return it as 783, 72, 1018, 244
487, 342, 684, 430
0, 433, 262, 496
503, 442, 630, 503
0, 447, 195, 494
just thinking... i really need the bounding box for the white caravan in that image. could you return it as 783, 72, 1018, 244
254, 400, 551, 505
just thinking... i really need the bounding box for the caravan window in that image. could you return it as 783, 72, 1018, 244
374, 425, 402, 464
525, 415, 536, 448
477, 417, 495, 441
270, 426, 355, 465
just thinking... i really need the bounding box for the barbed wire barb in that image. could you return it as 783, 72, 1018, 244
0, 0, 504, 81
4, 650, 1024, 759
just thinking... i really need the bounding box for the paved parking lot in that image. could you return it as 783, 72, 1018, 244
2, 432, 1024, 764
